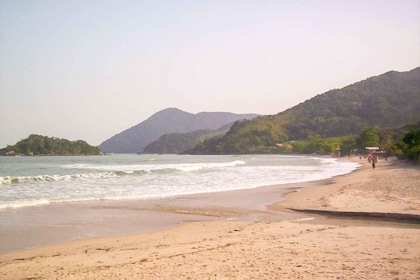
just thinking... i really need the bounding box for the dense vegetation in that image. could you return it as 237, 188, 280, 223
284, 68, 420, 140
281, 121, 420, 158
188, 67, 420, 156
1, 134, 102, 156
188, 121, 420, 161
143, 124, 231, 154
392, 128, 420, 163
188, 114, 289, 154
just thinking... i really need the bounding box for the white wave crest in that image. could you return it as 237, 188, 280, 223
0, 172, 118, 185
62, 160, 246, 173
0, 199, 50, 210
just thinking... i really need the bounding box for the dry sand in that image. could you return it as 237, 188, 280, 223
0, 157, 419, 279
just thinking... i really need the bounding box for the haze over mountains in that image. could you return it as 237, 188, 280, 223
99, 109, 258, 153
100, 67, 420, 155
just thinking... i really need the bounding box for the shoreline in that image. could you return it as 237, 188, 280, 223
0, 153, 359, 211
269, 156, 420, 215
0, 154, 355, 254
1, 157, 419, 279
0, 175, 328, 254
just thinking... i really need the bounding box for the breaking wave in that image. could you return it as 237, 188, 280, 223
0, 155, 359, 210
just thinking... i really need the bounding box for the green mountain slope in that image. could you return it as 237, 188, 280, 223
188, 67, 420, 154
285, 68, 420, 140
143, 124, 232, 154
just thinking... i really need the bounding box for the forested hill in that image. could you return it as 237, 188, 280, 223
285, 67, 420, 140
143, 124, 232, 154
188, 67, 420, 154
1, 134, 102, 156
100, 108, 258, 153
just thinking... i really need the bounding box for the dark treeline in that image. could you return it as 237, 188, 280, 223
2, 134, 102, 156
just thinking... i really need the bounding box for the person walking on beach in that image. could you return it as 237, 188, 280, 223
371, 155, 377, 169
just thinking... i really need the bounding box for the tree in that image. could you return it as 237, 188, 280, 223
340, 137, 356, 156
357, 128, 380, 150
400, 130, 420, 163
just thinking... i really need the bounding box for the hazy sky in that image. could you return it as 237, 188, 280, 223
1, 0, 419, 147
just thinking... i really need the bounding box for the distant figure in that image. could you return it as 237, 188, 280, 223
372, 156, 378, 169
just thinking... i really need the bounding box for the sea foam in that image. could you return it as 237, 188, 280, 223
0, 155, 358, 210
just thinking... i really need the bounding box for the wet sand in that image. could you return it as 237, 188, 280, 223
1, 157, 419, 279
0, 176, 315, 254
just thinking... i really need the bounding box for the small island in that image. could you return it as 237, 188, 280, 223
0, 134, 103, 156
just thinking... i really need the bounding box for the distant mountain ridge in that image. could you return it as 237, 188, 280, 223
100, 108, 258, 153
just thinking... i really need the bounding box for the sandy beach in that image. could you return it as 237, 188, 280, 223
0, 157, 419, 279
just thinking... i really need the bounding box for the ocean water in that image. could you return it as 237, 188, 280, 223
0, 154, 359, 210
